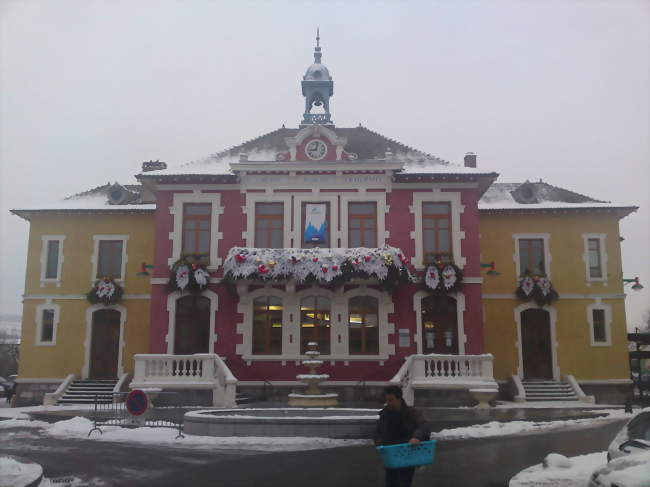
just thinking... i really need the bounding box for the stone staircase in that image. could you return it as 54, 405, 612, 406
58, 379, 118, 405
522, 380, 579, 401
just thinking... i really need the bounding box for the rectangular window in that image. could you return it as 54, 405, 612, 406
41, 309, 54, 343
349, 202, 377, 248
255, 203, 284, 248
97, 240, 124, 279
45, 240, 60, 279
300, 296, 331, 354
422, 202, 451, 264
588, 238, 603, 278
182, 203, 212, 260
302, 202, 330, 248
518, 238, 545, 276
592, 309, 607, 343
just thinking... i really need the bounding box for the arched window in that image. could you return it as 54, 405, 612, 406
252, 296, 283, 355
174, 295, 210, 355
348, 296, 379, 355
300, 296, 331, 354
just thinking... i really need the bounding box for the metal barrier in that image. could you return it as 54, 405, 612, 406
88, 392, 184, 439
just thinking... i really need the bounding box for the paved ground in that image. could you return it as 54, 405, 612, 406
0, 418, 627, 486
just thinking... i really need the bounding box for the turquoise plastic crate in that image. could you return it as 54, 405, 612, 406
376, 440, 437, 469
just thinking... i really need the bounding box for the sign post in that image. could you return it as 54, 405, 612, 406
125, 389, 149, 426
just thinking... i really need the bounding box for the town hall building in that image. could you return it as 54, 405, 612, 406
11, 35, 638, 407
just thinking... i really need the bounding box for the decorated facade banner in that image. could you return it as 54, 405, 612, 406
87, 278, 124, 306
168, 257, 211, 294
304, 203, 327, 244
424, 261, 463, 294
223, 245, 414, 292
515, 274, 559, 306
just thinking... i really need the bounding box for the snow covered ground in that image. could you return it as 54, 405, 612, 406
509, 452, 607, 487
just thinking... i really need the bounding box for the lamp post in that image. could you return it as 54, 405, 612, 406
480, 261, 500, 276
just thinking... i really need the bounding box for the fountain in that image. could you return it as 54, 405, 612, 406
288, 342, 339, 407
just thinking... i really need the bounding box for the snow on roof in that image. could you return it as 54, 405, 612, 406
400, 161, 497, 175
479, 181, 637, 212
11, 194, 155, 218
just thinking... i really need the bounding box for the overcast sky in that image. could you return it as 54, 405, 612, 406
1, 0, 648, 328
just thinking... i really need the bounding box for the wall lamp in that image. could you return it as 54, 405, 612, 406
480, 261, 500, 276
623, 277, 644, 291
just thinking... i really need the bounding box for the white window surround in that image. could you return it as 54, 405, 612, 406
409, 190, 465, 270
512, 233, 552, 281
169, 191, 224, 270
242, 193, 293, 248
412, 290, 466, 355
82, 304, 126, 379
587, 300, 612, 347
339, 192, 389, 247
514, 302, 560, 380
35, 301, 60, 346
90, 235, 129, 285
166, 289, 219, 354
235, 285, 395, 362
582, 233, 608, 284
40, 235, 65, 287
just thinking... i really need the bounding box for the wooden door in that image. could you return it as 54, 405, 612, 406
89, 309, 121, 379
421, 295, 459, 355
174, 295, 210, 355
521, 308, 553, 379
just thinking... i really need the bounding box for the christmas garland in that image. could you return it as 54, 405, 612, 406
87, 278, 124, 306
424, 259, 463, 294
515, 274, 559, 306
168, 256, 211, 294
223, 246, 414, 293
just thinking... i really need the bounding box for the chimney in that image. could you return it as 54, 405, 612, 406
464, 152, 477, 168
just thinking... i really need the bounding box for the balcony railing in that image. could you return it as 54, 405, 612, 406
131, 353, 237, 407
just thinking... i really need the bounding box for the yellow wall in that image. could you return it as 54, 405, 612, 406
479, 211, 630, 381
19, 212, 154, 379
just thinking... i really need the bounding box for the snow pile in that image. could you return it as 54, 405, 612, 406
47, 416, 94, 436
590, 451, 650, 487
509, 451, 606, 487
542, 453, 572, 469
0, 418, 50, 429
0, 456, 43, 487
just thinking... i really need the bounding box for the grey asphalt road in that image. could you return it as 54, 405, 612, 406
0, 418, 628, 487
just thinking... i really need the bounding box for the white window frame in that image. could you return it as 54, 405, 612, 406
40, 235, 65, 287
91, 235, 129, 285
340, 193, 389, 248
410, 190, 465, 270
166, 289, 219, 354
169, 191, 224, 270
243, 193, 292, 248
295, 287, 338, 358
587, 301, 612, 347
513, 233, 551, 281
582, 233, 608, 284
412, 290, 467, 355
35, 301, 60, 346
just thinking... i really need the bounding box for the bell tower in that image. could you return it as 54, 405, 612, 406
300, 29, 334, 127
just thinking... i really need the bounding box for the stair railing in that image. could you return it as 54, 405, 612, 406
43, 373, 76, 406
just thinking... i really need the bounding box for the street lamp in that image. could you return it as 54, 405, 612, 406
480, 261, 500, 276
623, 277, 644, 291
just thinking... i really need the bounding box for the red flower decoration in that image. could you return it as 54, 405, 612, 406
235, 254, 246, 263
312, 257, 319, 263
332, 265, 339, 272
364, 255, 371, 262
258, 264, 269, 274
322, 266, 328, 273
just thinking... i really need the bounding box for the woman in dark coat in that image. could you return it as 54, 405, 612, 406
375, 385, 431, 487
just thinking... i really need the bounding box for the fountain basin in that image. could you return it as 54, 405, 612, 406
184, 408, 379, 438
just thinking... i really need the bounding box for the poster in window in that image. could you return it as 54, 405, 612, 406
304, 203, 327, 244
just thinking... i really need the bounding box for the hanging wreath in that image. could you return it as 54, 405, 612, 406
87, 278, 124, 306
424, 259, 463, 294
515, 274, 559, 306
168, 256, 211, 294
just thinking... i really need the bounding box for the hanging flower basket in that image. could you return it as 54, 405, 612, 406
424, 258, 463, 294
515, 274, 558, 306
223, 245, 414, 293
87, 278, 124, 306
168, 256, 211, 294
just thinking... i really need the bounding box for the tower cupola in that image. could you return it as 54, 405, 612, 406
301, 29, 334, 127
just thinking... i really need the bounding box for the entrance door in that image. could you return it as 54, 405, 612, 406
421, 295, 459, 354
89, 309, 121, 379
174, 295, 210, 355
521, 308, 553, 379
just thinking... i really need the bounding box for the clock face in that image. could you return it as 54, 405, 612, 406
305, 139, 327, 160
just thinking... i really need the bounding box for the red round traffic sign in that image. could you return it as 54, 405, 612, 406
126, 389, 149, 416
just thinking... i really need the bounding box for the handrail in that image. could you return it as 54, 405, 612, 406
511, 374, 526, 402
564, 375, 595, 403
43, 373, 75, 406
